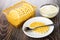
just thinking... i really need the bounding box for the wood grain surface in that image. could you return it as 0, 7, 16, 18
0, 0, 60, 40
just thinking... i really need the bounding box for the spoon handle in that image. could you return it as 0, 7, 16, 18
41, 24, 54, 27
34, 24, 54, 29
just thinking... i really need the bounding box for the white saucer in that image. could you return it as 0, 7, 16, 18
22, 17, 54, 38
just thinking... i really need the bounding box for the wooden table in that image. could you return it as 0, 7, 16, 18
0, 0, 60, 40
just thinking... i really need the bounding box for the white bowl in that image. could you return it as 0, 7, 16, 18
22, 17, 54, 38
39, 4, 59, 18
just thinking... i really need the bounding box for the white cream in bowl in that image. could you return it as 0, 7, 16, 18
40, 4, 59, 18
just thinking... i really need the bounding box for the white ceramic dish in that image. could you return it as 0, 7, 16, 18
39, 4, 59, 18
22, 17, 54, 38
